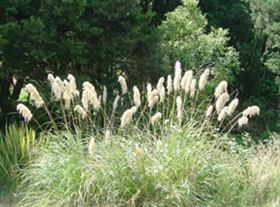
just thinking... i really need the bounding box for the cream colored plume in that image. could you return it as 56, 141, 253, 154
133, 86, 141, 107
176, 96, 183, 121
167, 75, 172, 94
150, 112, 162, 125
238, 116, 248, 128
74, 105, 87, 119
17, 103, 33, 122
190, 79, 197, 98
227, 98, 239, 116
25, 84, 44, 108
120, 106, 137, 128
102, 86, 107, 105
113, 95, 120, 111
242, 106, 260, 118
205, 105, 214, 118
52, 77, 64, 100
215, 92, 230, 114
214, 80, 228, 98
174, 61, 182, 91
156, 77, 165, 103
118, 76, 127, 95
47, 74, 55, 85
82, 82, 101, 111
218, 106, 228, 122
199, 69, 210, 91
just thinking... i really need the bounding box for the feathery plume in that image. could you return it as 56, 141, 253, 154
16, 103, 33, 122
167, 75, 173, 94
47, 74, 55, 85
52, 77, 64, 100
183, 70, 193, 93
120, 106, 137, 128
63, 81, 74, 109
205, 105, 214, 118
150, 112, 162, 125
176, 96, 183, 121
148, 94, 159, 108
102, 86, 107, 105
74, 105, 87, 119
215, 92, 230, 114
112, 95, 120, 111
227, 98, 239, 116
190, 79, 197, 97
174, 61, 182, 91
133, 86, 141, 107
238, 116, 248, 128
88, 138, 96, 156
25, 84, 44, 108
214, 80, 228, 98
199, 69, 210, 91
67, 74, 75, 82
156, 77, 165, 102
242, 106, 260, 118
118, 76, 127, 95
180, 72, 187, 90
82, 82, 101, 111
67, 74, 79, 97
218, 106, 228, 122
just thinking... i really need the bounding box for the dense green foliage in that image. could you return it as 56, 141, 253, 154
0, 0, 162, 124
198, 0, 279, 135
159, 0, 240, 84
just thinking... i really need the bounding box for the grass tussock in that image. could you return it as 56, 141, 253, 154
11, 61, 279, 206
17, 128, 280, 207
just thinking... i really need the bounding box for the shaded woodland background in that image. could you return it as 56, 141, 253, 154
0, 0, 280, 139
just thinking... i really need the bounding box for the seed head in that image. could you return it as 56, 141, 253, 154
156, 77, 165, 103
167, 75, 173, 94
74, 105, 87, 119
47, 74, 55, 85
17, 103, 33, 122
113, 95, 120, 111
190, 79, 197, 98
150, 112, 162, 125
25, 84, 44, 108
242, 106, 260, 118
120, 106, 137, 128
82, 82, 101, 111
174, 61, 182, 91
199, 69, 210, 91
218, 106, 228, 122
52, 77, 64, 100
118, 76, 127, 95
214, 80, 228, 98
227, 98, 239, 116
215, 92, 230, 114
176, 96, 183, 121
102, 86, 107, 105
238, 116, 248, 128
133, 86, 141, 107
205, 105, 213, 118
